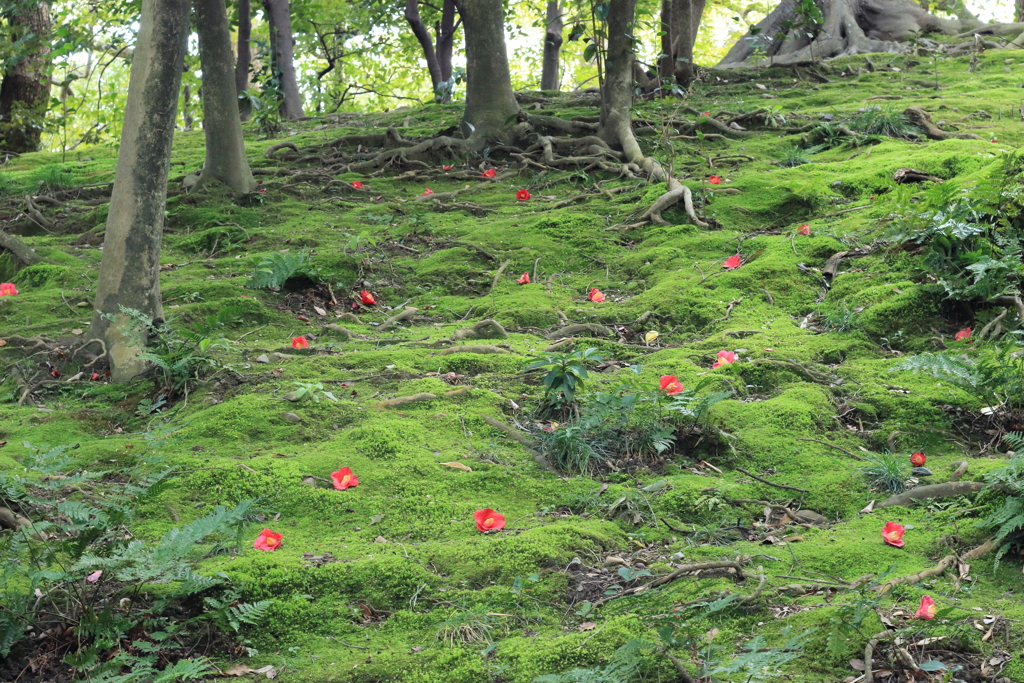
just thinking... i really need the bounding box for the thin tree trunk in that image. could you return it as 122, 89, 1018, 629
263, 0, 304, 119
196, 0, 255, 193
658, 0, 673, 90
405, 0, 444, 90
0, 1, 52, 153
1018, 0, 1024, 23
671, 0, 706, 87
235, 0, 252, 120
598, 0, 639, 158
437, 0, 457, 82
91, 0, 190, 382
541, 1, 562, 91
454, 0, 520, 149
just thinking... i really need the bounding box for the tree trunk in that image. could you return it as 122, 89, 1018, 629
437, 0, 457, 82
541, 1, 563, 91
1018, 0, 1024, 23
658, 0, 673, 89
670, 0, 706, 87
0, 1, 52, 153
196, 0, 255, 193
405, 0, 458, 101
263, 0, 304, 119
91, 0, 190, 382
405, 0, 444, 91
598, 0, 639, 158
235, 0, 252, 120
718, 0, 973, 68
453, 0, 521, 150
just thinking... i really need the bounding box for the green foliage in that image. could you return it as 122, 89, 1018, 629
288, 381, 339, 403
533, 639, 650, 683
979, 455, 1024, 566
245, 250, 326, 290
778, 144, 812, 168
860, 451, 911, 494
846, 105, 918, 139
526, 347, 604, 412
893, 341, 1024, 411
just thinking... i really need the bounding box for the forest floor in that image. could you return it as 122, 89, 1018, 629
3, 47, 1024, 683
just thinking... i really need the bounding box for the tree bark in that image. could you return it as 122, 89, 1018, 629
90, 0, 190, 382
718, 0, 975, 68
263, 0, 304, 119
598, 0, 639, 156
196, 0, 255, 193
437, 0, 457, 82
405, 0, 443, 90
453, 0, 521, 150
541, 1, 563, 91
0, 1, 52, 153
670, 0, 706, 87
1018, 0, 1024, 23
405, 0, 458, 101
658, 0, 673, 88
235, 0, 252, 120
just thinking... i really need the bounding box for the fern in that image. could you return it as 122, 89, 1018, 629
245, 249, 323, 289
1004, 431, 1024, 452
534, 639, 650, 683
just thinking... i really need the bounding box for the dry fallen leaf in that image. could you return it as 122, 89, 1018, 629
71, 328, 83, 335
579, 622, 597, 631
439, 461, 472, 471
0, 339, 6, 347
224, 663, 276, 677
314, 305, 327, 316
860, 500, 875, 514
783, 534, 805, 543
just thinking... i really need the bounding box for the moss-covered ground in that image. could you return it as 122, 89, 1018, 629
4, 49, 1024, 682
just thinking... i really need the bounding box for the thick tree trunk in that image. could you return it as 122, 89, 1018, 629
235, 0, 252, 120
718, 0, 972, 68
263, 0, 304, 119
598, 0, 639, 157
0, 1, 51, 153
196, 0, 255, 193
541, 1, 563, 91
454, 0, 521, 150
670, 0, 706, 87
91, 0, 190, 382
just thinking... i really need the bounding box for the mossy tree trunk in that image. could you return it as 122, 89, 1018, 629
717, 0, 977, 67
90, 0, 189, 382
669, 0, 706, 87
263, 0, 304, 119
597, 0, 640, 160
404, 0, 458, 101
452, 0, 521, 150
0, 1, 51, 153
196, 0, 255, 193
541, 1, 562, 91
235, 0, 252, 120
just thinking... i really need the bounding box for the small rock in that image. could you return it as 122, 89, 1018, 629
374, 536, 387, 543
567, 557, 582, 571
912, 466, 933, 477
255, 354, 270, 363
603, 556, 626, 567
301, 477, 316, 487
282, 412, 301, 422
670, 552, 685, 561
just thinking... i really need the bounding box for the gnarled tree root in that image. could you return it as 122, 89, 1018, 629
451, 318, 507, 341
904, 106, 983, 141
592, 557, 753, 608
481, 415, 536, 448
0, 506, 45, 540
544, 323, 614, 340
323, 324, 356, 339
377, 307, 418, 332
876, 481, 987, 508
0, 229, 44, 267
376, 392, 437, 408
875, 537, 999, 594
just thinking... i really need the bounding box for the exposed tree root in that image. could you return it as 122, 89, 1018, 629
481, 415, 537, 448
0, 506, 45, 540
751, 358, 838, 384
489, 259, 511, 294
949, 461, 969, 483
327, 126, 412, 150
264, 141, 300, 158
377, 307, 419, 332
992, 295, 1024, 321
904, 106, 983, 141
875, 537, 999, 594
451, 319, 507, 341
876, 481, 989, 507
592, 557, 753, 608
438, 345, 510, 355
323, 324, 356, 339
376, 392, 437, 408
0, 229, 45, 266
544, 323, 614, 340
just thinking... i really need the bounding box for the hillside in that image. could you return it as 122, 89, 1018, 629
2, 48, 1024, 683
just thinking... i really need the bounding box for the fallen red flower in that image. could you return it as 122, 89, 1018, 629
443, 165, 453, 171
709, 175, 722, 185
254, 528, 283, 551
797, 224, 811, 235
588, 288, 605, 303
50, 369, 60, 378
0, 282, 18, 296
723, 254, 742, 269
659, 375, 683, 395
481, 169, 496, 179
516, 189, 531, 201
359, 290, 376, 305
712, 350, 737, 369
474, 508, 505, 533
331, 466, 359, 490
882, 521, 905, 548
955, 327, 971, 341
421, 187, 434, 196
910, 451, 926, 467
90, 373, 100, 381
291, 336, 309, 349
915, 595, 937, 619
517, 272, 530, 285
351, 181, 363, 189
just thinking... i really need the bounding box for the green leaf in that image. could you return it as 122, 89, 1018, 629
583, 42, 597, 63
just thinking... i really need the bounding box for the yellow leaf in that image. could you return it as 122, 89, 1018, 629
439, 462, 472, 472
644, 331, 659, 343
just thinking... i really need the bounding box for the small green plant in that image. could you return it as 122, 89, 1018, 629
778, 144, 811, 167
245, 250, 327, 290
525, 347, 604, 414
893, 341, 1024, 413
286, 381, 338, 403
847, 104, 918, 139
977, 454, 1024, 566
534, 639, 650, 683
861, 451, 911, 494
435, 607, 495, 647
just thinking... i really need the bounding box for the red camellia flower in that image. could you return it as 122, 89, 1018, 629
588, 288, 605, 303
702, 111, 710, 116
90, 373, 100, 381
331, 466, 359, 490
712, 350, 738, 369
882, 521, 905, 548
910, 451, 926, 467
351, 181, 363, 189
0, 282, 18, 296
474, 508, 506, 533
660, 375, 683, 395
517, 272, 531, 285
421, 187, 434, 196
516, 189, 531, 201
915, 595, 937, 619
359, 290, 376, 305
50, 369, 60, 378
955, 327, 971, 342
798, 224, 811, 235
443, 165, 453, 171
481, 169, 496, 179
254, 528, 283, 551
291, 336, 309, 349
723, 254, 742, 270
709, 175, 722, 185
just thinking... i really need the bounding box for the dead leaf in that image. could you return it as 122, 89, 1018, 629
911, 636, 945, 646
224, 664, 276, 677
374, 536, 387, 543
579, 622, 597, 631
849, 658, 865, 671
783, 534, 805, 543
0, 339, 6, 347
439, 461, 472, 471
314, 305, 327, 316
71, 328, 83, 335
370, 514, 385, 525
755, 83, 767, 89
859, 500, 875, 514
958, 561, 970, 579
